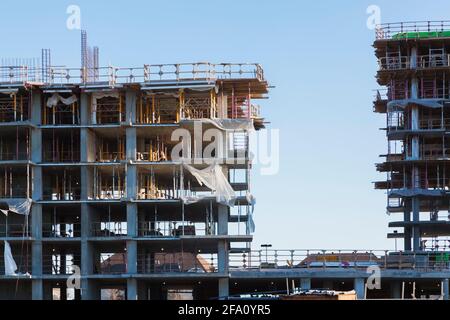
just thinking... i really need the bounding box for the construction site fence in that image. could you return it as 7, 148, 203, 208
0, 63, 264, 85
376, 20, 450, 40
229, 249, 450, 271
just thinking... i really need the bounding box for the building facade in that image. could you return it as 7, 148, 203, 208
0, 62, 268, 299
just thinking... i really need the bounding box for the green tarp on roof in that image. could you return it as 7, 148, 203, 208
392, 30, 450, 39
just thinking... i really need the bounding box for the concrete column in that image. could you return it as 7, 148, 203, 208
126, 165, 137, 200
127, 278, 138, 300
126, 89, 137, 124
30, 91, 42, 200
126, 128, 137, 161
443, 279, 449, 300
31, 90, 41, 124
217, 204, 228, 236
218, 278, 229, 299
81, 203, 95, 300
31, 129, 42, 163
300, 278, 311, 290
354, 278, 365, 300
412, 197, 421, 251
31, 204, 42, 239
403, 206, 412, 251
79, 93, 90, 125
30, 90, 43, 300
217, 203, 229, 298
217, 240, 228, 274
126, 125, 137, 200
80, 129, 95, 163
390, 281, 402, 299
127, 203, 138, 237
32, 280, 43, 300
80, 167, 92, 200
410, 46, 421, 201
31, 204, 43, 299
127, 240, 137, 274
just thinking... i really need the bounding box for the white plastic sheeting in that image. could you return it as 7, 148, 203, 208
4, 241, 18, 276
91, 92, 120, 124
188, 118, 254, 131
246, 193, 256, 233
182, 163, 236, 207
46, 93, 78, 108
1, 199, 30, 276
387, 99, 444, 112
0, 199, 31, 216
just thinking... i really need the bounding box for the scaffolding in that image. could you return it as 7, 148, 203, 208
0, 92, 30, 122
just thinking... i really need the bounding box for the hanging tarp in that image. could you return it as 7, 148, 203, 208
188, 118, 254, 131
387, 99, 444, 112
46, 93, 78, 108
0, 199, 31, 216
182, 163, 236, 207
4, 241, 18, 276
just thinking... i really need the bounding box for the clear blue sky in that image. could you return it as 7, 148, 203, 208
2, 0, 449, 250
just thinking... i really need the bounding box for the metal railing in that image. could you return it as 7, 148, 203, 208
0, 66, 34, 83
385, 176, 450, 191
137, 253, 217, 273
0, 223, 30, 237
42, 188, 81, 201
387, 115, 450, 132
376, 21, 450, 40
0, 187, 29, 199
138, 221, 216, 237
91, 222, 127, 237
43, 150, 80, 163
229, 249, 450, 271
97, 151, 125, 162
0, 151, 30, 161
97, 253, 127, 274
0, 63, 264, 85
93, 189, 125, 200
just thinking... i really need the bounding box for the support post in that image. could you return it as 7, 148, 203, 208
403, 204, 412, 251
127, 278, 138, 300
412, 197, 421, 251
354, 278, 365, 300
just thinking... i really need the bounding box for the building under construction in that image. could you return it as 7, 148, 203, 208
374, 21, 450, 252
0, 58, 268, 299
1, 23, 450, 300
